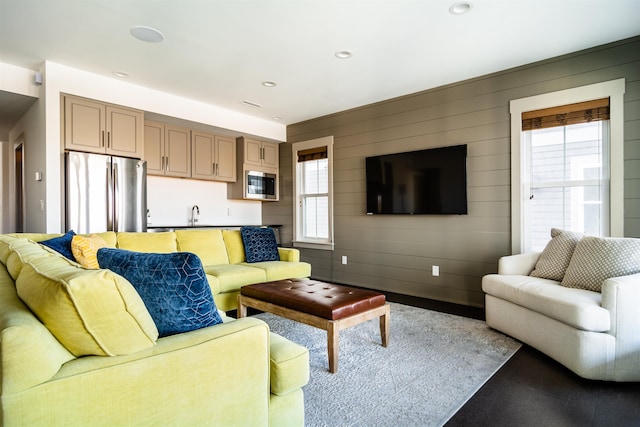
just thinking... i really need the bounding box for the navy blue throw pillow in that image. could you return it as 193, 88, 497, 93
40, 230, 76, 261
97, 248, 222, 337
241, 226, 280, 263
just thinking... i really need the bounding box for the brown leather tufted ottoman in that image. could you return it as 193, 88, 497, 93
238, 278, 389, 373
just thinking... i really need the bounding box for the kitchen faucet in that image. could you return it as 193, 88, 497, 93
191, 205, 200, 227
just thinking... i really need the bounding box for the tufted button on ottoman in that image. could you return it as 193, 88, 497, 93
238, 278, 390, 373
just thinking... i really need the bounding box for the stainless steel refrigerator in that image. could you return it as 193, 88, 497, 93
65, 151, 147, 233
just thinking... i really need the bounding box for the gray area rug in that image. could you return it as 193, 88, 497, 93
256, 302, 521, 427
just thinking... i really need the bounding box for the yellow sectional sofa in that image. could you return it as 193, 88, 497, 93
19, 228, 311, 312
0, 232, 310, 426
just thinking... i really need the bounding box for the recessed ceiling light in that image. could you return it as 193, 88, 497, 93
449, 2, 472, 15
272, 117, 282, 121
242, 100, 262, 108
130, 26, 165, 43
335, 50, 353, 59
262, 81, 277, 87
113, 71, 128, 78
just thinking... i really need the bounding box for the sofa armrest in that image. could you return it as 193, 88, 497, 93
497, 252, 541, 275
602, 272, 640, 336
278, 247, 300, 262
601, 272, 640, 381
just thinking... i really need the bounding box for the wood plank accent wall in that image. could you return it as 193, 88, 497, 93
263, 36, 640, 308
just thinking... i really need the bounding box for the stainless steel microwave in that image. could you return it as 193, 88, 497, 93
246, 170, 277, 200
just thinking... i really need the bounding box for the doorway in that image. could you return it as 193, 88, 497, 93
15, 143, 24, 233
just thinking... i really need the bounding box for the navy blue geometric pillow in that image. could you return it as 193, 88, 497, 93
97, 248, 222, 337
241, 226, 280, 263
40, 230, 76, 261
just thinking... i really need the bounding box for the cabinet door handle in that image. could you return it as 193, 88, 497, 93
101, 130, 105, 147
213, 163, 216, 176
107, 131, 111, 149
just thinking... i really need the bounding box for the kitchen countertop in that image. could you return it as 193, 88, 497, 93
147, 225, 282, 230
146, 224, 284, 243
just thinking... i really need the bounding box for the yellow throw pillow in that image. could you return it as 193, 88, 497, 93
15, 254, 158, 357
72, 234, 109, 269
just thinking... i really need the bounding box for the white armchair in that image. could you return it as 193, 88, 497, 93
483, 250, 640, 382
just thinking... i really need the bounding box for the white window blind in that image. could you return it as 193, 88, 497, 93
300, 157, 329, 239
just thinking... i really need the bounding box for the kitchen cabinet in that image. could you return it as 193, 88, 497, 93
228, 136, 280, 201
239, 137, 279, 169
144, 121, 191, 178
191, 132, 236, 182
63, 95, 144, 158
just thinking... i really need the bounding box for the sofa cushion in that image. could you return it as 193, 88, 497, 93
482, 274, 610, 332
93, 231, 117, 248
530, 228, 582, 281
176, 229, 230, 265
204, 264, 267, 293
5, 238, 57, 280
15, 253, 158, 357
71, 234, 109, 269
0, 264, 76, 394
561, 236, 640, 292
98, 249, 223, 337
223, 229, 246, 264
241, 227, 280, 263
39, 230, 76, 261
240, 261, 311, 282
0, 235, 15, 265
116, 231, 178, 253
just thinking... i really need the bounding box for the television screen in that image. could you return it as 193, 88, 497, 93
365, 144, 467, 215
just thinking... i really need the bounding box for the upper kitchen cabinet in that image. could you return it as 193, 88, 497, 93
191, 132, 236, 182
63, 95, 144, 158
144, 121, 191, 178
239, 137, 278, 170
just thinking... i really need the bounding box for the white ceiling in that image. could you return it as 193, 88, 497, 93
1, 0, 639, 130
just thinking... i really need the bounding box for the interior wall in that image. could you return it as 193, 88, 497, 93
0, 144, 4, 232
0, 62, 41, 233
269, 36, 640, 308
147, 176, 261, 227
7, 99, 46, 233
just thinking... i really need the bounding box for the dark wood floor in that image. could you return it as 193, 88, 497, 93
383, 292, 640, 427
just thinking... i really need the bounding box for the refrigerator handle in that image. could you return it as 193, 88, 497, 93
106, 162, 114, 230
113, 163, 119, 230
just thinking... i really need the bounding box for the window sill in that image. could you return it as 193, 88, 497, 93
292, 240, 334, 251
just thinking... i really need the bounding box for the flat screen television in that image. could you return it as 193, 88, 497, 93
365, 144, 467, 215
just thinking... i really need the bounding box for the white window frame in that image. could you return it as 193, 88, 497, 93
510, 78, 625, 254
292, 136, 334, 250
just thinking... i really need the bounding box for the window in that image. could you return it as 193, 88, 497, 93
525, 119, 609, 251
292, 136, 334, 250
510, 79, 625, 253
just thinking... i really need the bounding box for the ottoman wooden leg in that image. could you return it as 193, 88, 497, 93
327, 321, 339, 373
237, 295, 247, 318
380, 304, 390, 347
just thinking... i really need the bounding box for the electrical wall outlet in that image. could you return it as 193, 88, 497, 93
432, 265, 440, 276
341, 255, 348, 265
